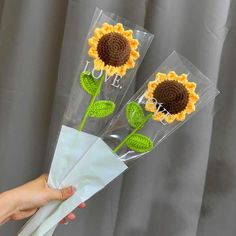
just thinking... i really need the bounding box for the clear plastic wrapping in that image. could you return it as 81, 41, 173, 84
101, 51, 219, 164
18, 8, 154, 236
49, 8, 154, 188
63, 7, 154, 135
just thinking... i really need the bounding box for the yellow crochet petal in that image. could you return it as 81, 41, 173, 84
145, 102, 156, 112
148, 81, 158, 92
102, 23, 113, 31
88, 48, 98, 58
155, 73, 167, 82
189, 93, 199, 103
94, 28, 104, 38
123, 30, 133, 37
129, 39, 139, 49
186, 102, 195, 114
94, 59, 105, 70
126, 58, 135, 68
167, 71, 177, 80
117, 66, 127, 77
176, 111, 186, 121
130, 50, 140, 60
114, 23, 125, 33
186, 82, 197, 91
165, 114, 176, 124
178, 74, 188, 82
153, 112, 165, 121
144, 91, 154, 99
88, 37, 98, 47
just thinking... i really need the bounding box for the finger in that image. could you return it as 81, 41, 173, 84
40, 173, 49, 182
78, 202, 86, 209
66, 213, 76, 221
60, 218, 67, 224
11, 209, 38, 221
0, 217, 10, 225
47, 186, 76, 201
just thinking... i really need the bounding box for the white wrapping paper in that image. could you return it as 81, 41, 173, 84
18, 126, 127, 236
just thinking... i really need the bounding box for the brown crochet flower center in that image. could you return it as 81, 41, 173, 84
153, 80, 189, 114
97, 32, 131, 67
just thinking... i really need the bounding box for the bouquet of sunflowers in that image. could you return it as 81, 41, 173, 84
19, 8, 218, 236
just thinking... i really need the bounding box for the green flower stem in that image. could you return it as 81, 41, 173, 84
113, 113, 152, 153
78, 71, 105, 131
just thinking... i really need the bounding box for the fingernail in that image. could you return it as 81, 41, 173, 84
67, 213, 76, 220
79, 202, 86, 208
60, 219, 66, 224
68, 186, 76, 195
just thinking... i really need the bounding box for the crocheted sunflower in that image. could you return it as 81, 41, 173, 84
145, 71, 199, 123
88, 23, 140, 77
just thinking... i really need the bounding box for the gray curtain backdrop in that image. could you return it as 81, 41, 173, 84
0, 0, 235, 236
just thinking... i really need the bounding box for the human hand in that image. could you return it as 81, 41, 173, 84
0, 174, 86, 224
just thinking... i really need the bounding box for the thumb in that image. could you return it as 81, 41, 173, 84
47, 186, 76, 201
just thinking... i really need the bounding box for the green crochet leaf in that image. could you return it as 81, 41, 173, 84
89, 100, 116, 118
126, 134, 153, 153
126, 101, 145, 128
80, 71, 99, 96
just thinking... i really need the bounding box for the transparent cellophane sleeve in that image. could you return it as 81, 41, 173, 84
18, 7, 153, 236
48, 7, 154, 189
101, 51, 219, 165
